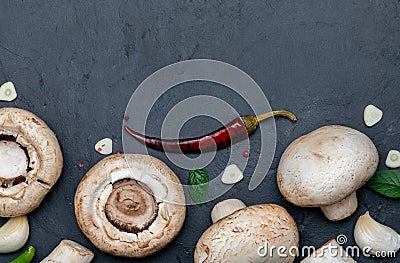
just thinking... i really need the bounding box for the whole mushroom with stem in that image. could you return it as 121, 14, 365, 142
195, 199, 299, 263
74, 154, 186, 258
0, 107, 63, 217
277, 125, 379, 221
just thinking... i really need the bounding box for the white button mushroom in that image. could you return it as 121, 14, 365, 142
277, 125, 379, 221
0, 108, 63, 217
300, 239, 356, 262
195, 203, 299, 263
74, 154, 186, 258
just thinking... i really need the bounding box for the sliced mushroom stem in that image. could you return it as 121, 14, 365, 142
320, 192, 358, 221
211, 199, 246, 223
40, 240, 94, 263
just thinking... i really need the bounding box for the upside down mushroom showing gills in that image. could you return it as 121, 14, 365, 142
0, 107, 63, 217
74, 154, 186, 257
277, 125, 379, 221
195, 202, 299, 263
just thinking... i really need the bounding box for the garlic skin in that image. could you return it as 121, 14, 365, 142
354, 211, 400, 256
0, 215, 29, 253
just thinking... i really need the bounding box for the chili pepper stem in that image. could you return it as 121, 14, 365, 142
256, 110, 297, 123
8, 245, 35, 263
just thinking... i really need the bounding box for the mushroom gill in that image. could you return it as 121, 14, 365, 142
105, 179, 158, 234
0, 135, 29, 188
74, 154, 186, 258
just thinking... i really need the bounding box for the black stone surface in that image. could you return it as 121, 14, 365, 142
0, 1, 399, 262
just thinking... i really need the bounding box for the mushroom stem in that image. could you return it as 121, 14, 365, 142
300, 239, 356, 262
40, 240, 94, 263
320, 192, 358, 221
211, 199, 246, 223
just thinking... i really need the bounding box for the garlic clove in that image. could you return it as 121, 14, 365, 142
95, 138, 112, 155
0, 215, 29, 253
354, 211, 400, 256
0, 82, 17, 102
211, 199, 246, 223
221, 164, 243, 185
364, 104, 383, 127
385, 150, 400, 169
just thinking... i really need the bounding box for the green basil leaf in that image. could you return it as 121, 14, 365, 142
188, 169, 209, 205
366, 170, 400, 198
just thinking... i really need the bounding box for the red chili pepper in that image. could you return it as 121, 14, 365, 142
124, 110, 296, 154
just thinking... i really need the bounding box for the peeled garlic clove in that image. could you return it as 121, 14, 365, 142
221, 164, 243, 185
95, 138, 112, 155
0, 215, 29, 253
364, 104, 383, 127
40, 239, 94, 263
0, 82, 17, 102
385, 150, 400, 168
354, 211, 400, 256
211, 199, 246, 223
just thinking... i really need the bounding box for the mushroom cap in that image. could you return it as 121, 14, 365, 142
194, 204, 299, 263
74, 154, 186, 258
277, 125, 378, 207
0, 107, 63, 217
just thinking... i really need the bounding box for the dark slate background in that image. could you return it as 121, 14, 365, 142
1, 1, 399, 262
